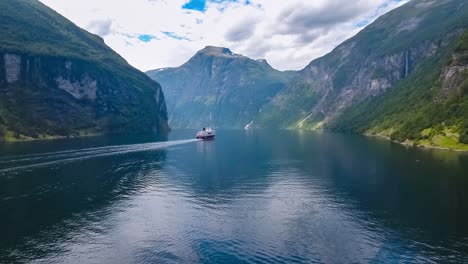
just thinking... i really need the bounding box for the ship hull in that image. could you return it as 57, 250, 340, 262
196, 135, 215, 140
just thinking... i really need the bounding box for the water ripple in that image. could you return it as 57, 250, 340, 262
0, 139, 199, 174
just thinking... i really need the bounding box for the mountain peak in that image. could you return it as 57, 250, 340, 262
196, 46, 238, 57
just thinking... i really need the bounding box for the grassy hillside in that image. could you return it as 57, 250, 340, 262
0, 0, 169, 141
256, 0, 468, 137
147, 47, 295, 129
0, 0, 126, 66
328, 31, 468, 151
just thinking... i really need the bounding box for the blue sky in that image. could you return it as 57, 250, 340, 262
182, 0, 206, 11
138, 34, 157, 42
182, 0, 254, 12
40, 0, 409, 71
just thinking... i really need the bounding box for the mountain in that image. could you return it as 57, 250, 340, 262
329, 30, 468, 150
255, 0, 468, 150
0, 0, 169, 141
147, 46, 295, 129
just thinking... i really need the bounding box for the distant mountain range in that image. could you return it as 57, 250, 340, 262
147, 46, 295, 129
1, 0, 466, 150
0, 0, 169, 141
148, 0, 468, 150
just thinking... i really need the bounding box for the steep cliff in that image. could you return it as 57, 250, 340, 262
147, 46, 294, 129
329, 30, 468, 150
257, 0, 468, 133
0, 0, 169, 141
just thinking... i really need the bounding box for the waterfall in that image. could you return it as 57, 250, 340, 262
405, 49, 409, 78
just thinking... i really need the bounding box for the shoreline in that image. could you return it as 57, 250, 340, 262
3, 128, 468, 153
1, 133, 102, 143
365, 133, 468, 153
1, 130, 171, 143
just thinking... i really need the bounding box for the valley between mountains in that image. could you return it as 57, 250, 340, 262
0, 0, 467, 151
148, 0, 468, 151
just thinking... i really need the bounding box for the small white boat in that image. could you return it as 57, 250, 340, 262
196, 127, 216, 140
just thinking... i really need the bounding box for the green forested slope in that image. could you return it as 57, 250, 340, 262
328, 31, 468, 150
0, 0, 125, 66
147, 47, 294, 129
256, 0, 468, 136
0, 0, 169, 141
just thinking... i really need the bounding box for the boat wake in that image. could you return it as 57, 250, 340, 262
0, 139, 199, 174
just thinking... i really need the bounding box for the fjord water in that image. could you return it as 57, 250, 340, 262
1, 130, 468, 263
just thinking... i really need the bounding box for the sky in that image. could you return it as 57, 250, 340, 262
39, 0, 409, 72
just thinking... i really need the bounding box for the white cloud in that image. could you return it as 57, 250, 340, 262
39, 0, 409, 71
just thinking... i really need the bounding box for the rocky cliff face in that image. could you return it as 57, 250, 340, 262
439, 53, 468, 98
299, 33, 455, 127
147, 46, 294, 129
0, 0, 169, 140
328, 29, 468, 150
257, 0, 468, 130
0, 53, 169, 139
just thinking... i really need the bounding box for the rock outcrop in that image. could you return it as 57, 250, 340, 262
147, 46, 294, 129
0, 0, 169, 140
4, 54, 21, 83
257, 0, 468, 130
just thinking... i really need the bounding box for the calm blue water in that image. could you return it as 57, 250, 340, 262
1, 130, 468, 263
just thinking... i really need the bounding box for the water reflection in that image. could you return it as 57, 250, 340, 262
0, 143, 169, 262
0, 130, 467, 263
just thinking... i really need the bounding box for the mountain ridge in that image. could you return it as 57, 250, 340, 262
328, 30, 468, 151
147, 0, 468, 150
147, 46, 295, 129
252, 0, 468, 150
0, 0, 169, 141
